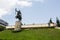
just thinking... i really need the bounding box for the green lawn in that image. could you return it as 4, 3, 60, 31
0, 28, 60, 40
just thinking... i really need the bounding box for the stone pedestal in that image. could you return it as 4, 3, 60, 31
14, 21, 21, 31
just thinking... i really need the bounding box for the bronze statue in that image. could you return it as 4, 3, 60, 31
15, 8, 22, 21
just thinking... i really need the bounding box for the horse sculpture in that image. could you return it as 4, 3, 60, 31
15, 8, 22, 21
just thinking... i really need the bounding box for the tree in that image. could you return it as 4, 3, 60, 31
49, 18, 53, 23
56, 17, 60, 27
48, 18, 53, 27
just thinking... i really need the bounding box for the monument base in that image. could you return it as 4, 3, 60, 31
14, 21, 22, 31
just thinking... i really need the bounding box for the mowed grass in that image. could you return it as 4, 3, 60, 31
0, 28, 60, 40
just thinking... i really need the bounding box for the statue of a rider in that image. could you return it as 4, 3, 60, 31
15, 8, 22, 21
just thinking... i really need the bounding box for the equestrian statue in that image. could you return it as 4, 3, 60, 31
15, 8, 22, 21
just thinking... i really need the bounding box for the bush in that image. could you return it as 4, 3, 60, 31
56, 17, 60, 27
0, 26, 5, 31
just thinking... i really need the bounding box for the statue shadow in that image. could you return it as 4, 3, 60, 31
11, 29, 23, 33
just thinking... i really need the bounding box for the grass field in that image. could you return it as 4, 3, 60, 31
0, 28, 60, 40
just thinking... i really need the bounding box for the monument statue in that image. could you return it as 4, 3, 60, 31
15, 8, 22, 21
14, 8, 22, 31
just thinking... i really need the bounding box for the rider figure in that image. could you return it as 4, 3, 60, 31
15, 8, 22, 21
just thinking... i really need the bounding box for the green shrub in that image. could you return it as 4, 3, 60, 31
56, 17, 60, 27
0, 26, 5, 31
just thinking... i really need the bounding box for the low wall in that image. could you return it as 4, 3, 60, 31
6, 23, 55, 29
21, 24, 55, 28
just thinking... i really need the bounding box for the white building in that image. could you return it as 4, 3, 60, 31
0, 19, 8, 26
